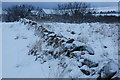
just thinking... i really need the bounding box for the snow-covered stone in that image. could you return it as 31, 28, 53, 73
82, 59, 99, 68
48, 33, 56, 37
71, 51, 81, 56
64, 43, 73, 50
80, 65, 91, 75
72, 41, 85, 47
83, 46, 94, 55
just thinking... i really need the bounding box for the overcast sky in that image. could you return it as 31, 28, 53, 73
2, 2, 118, 10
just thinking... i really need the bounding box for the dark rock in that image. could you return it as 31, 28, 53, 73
66, 39, 74, 43
79, 33, 81, 35
71, 31, 75, 34
29, 21, 32, 23
78, 66, 81, 68
80, 69, 90, 75
61, 39, 65, 43
104, 46, 107, 48
71, 46, 85, 52
29, 49, 34, 55
28, 48, 38, 56
88, 52, 94, 55
32, 22, 37, 25
66, 51, 71, 57
48, 31, 54, 34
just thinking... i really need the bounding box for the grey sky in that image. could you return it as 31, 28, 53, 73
2, 2, 118, 10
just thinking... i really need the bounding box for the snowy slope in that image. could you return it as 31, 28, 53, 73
39, 22, 119, 77
2, 22, 50, 78
2, 20, 119, 78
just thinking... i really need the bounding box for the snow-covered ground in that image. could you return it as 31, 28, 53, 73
93, 6, 119, 16
2, 21, 76, 78
96, 6, 118, 13
2, 20, 119, 78
2, 22, 48, 78
93, 13, 119, 16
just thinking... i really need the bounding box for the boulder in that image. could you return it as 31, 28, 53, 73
82, 59, 99, 68
72, 41, 94, 55
99, 60, 118, 79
